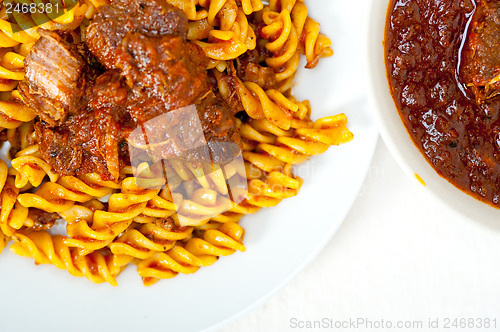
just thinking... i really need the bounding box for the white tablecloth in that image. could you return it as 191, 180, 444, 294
219, 139, 500, 332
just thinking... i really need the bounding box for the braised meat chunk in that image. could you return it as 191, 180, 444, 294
234, 49, 276, 91
116, 32, 208, 123
195, 90, 241, 163
118, 31, 241, 163
35, 121, 83, 176
86, 0, 188, 69
33, 69, 135, 180
18, 30, 96, 125
461, 0, 500, 103
27, 209, 59, 231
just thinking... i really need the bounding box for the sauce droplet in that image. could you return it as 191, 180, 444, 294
415, 173, 426, 186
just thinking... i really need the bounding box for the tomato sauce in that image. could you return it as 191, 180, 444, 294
385, 0, 500, 206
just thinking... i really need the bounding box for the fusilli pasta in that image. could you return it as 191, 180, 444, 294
0, 0, 352, 286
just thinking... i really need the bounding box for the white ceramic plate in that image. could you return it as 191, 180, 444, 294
364, 0, 500, 227
0, 1, 377, 331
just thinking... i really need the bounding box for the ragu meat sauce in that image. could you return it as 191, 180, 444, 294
385, 0, 500, 207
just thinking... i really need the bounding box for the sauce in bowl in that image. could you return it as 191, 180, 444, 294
385, 0, 500, 207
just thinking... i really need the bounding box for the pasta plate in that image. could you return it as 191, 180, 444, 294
0, 1, 377, 331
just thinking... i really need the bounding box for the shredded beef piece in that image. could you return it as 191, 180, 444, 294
234, 49, 276, 90
461, 0, 500, 103
35, 71, 134, 180
28, 209, 59, 231
18, 30, 97, 125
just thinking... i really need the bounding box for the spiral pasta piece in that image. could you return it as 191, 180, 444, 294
161, 158, 243, 195
10, 231, 122, 286
11, 153, 59, 189
268, 0, 299, 12
0, 176, 30, 237
0, 101, 36, 129
185, 221, 245, 254
16, 171, 118, 214
250, 113, 353, 166
296, 6, 333, 69
269, 0, 332, 65
242, 81, 297, 129
204, 0, 238, 30
5, 120, 37, 152
0, 160, 10, 251
109, 217, 193, 259
141, 188, 179, 218
60, 204, 131, 253
233, 113, 352, 214
17, 182, 90, 213
136, 222, 245, 285
164, 0, 198, 20
223, 163, 296, 216
257, 1, 332, 92
193, 0, 256, 61
58, 177, 162, 252
238, 0, 263, 15
261, 9, 298, 70
132, 159, 247, 225
195, 29, 248, 61
17, 171, 118, 212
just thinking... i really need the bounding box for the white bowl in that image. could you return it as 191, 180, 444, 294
363, 0, 500, 227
